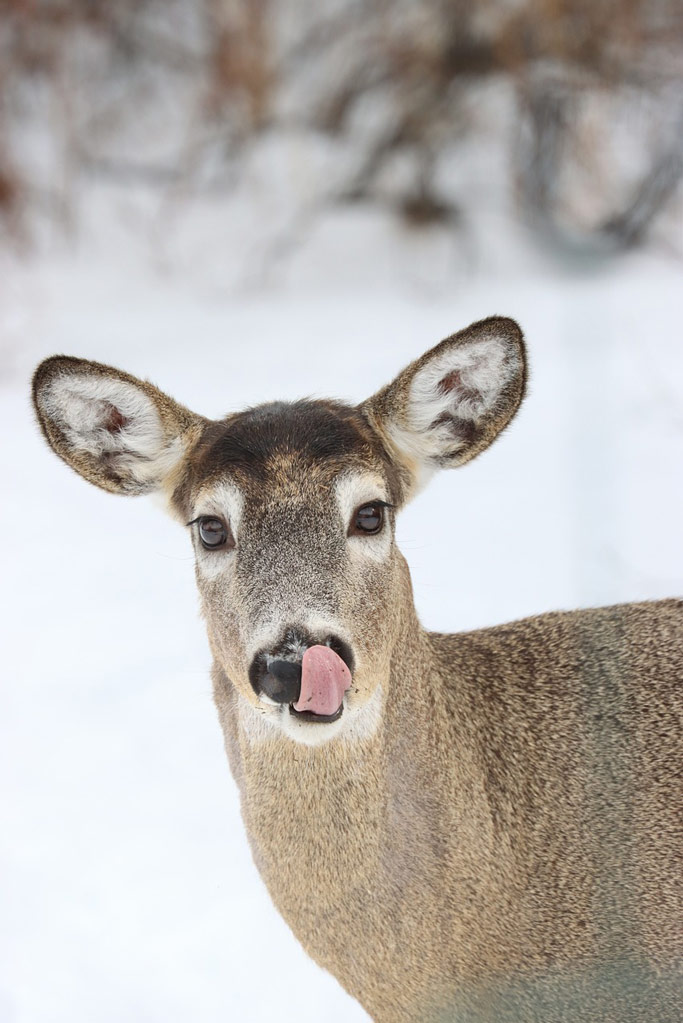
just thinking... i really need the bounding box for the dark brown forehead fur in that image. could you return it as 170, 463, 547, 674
173, 399, 401, 515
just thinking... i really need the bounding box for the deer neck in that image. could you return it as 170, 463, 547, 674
212, 564, 469, 917
211, 570, 491, 1016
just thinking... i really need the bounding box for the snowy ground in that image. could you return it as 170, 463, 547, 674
1, 203, 682, 1023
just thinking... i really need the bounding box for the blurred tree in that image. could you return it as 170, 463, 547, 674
0, 0, 681, 253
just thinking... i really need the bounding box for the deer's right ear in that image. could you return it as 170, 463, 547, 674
32, 356, 204, 497
361, 316, 527, 498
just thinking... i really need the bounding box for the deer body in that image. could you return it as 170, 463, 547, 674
33, 318, 682, 1022
215, 596, 681, 1022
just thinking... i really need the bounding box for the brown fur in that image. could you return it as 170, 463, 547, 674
213, 588, 682, 1022
32, 320, 682, 1022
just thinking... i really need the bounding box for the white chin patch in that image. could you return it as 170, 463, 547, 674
279, 702, 349, 747
240, 686, 383, 747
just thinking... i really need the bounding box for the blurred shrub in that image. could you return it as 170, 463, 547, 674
1, 0, 681, 251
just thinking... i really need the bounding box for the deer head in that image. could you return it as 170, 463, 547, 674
33, 316, 526, 747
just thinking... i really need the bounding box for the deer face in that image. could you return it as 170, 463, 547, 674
179, 400, 405, 745
33, 317, 526, 746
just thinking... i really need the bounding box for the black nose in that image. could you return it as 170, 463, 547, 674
249, 630, 355, 705
251, 657, 302, 704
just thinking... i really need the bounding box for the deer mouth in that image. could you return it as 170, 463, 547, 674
288, 702, 345, 724
284, 645, 351, 722
252, 637, 354, 724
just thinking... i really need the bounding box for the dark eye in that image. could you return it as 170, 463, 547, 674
351, 503, 385, 536
197, 516, 232, 550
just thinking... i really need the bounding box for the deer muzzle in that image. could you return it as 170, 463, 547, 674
250, 638, 354, 722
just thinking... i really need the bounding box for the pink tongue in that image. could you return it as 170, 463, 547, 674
293, 645, 352, 716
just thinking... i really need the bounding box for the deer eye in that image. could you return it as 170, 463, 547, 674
351, 503, 385, 536
197, 516, 233, 550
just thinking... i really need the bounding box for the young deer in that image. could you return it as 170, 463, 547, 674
33, 317, 681, 1022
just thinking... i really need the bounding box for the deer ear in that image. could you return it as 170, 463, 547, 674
32, 356, 203, 496
361, 317, 527, 496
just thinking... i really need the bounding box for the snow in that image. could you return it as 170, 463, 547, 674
1, 201, 682, 1023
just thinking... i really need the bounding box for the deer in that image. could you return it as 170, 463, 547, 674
32, 316, 681, 1022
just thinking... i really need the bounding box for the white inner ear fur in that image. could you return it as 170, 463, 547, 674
388, 333, 519, 477
410, 336, 512, 427
40, 372, 182, 488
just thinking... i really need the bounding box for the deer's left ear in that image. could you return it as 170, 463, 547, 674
360, 316, 527, 497
32, 355, 204, 496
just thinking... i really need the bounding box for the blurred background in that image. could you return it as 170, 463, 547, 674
1, 2, 682, 1022
2, 0, 683, 274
